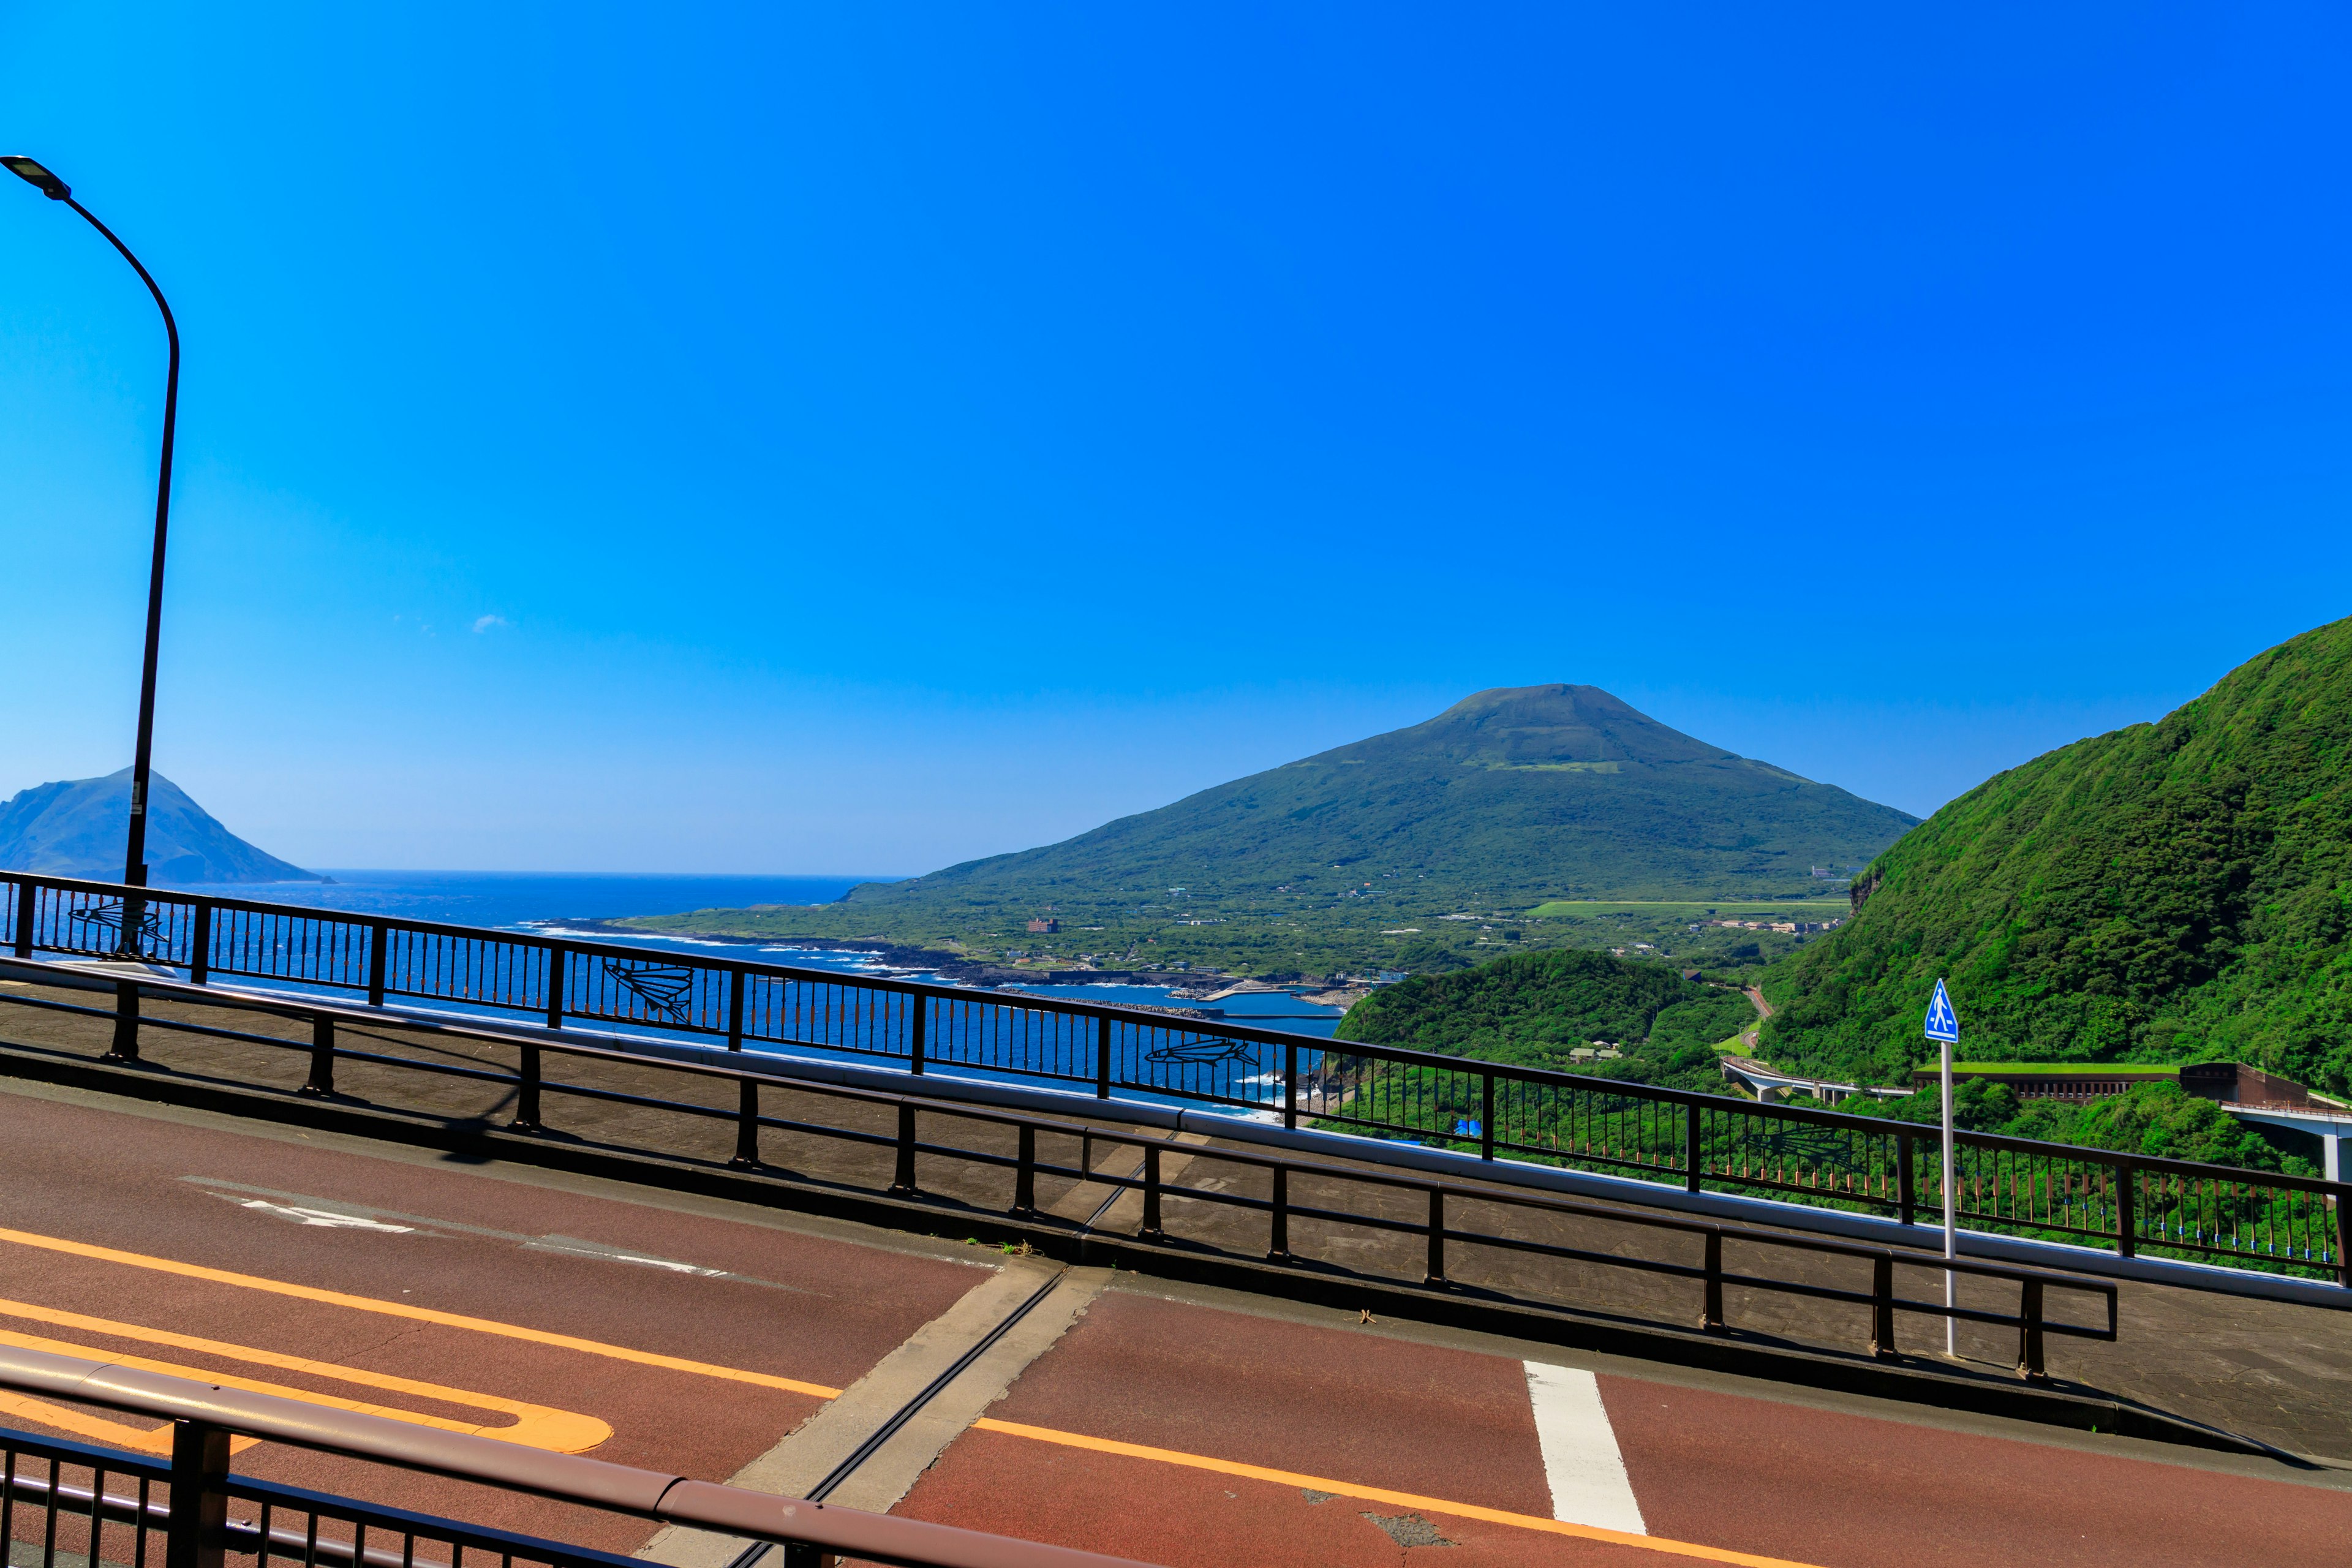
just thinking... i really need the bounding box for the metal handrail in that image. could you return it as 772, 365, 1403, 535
3, 870, 2346, 1281
0, 949, 2127, 1370
0, 1343, 1152, 1568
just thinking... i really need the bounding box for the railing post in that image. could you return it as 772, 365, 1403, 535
725, 968, 760, 1168
9, 879, 31, 958
729, 1077, 761, 1170
367, 921, 389, 1007
166, 1418, 229, 1568
188, 900, 210, 986
1700, 1231, 1724, 1332
1423, 1188, 1447, 1287
122, 872, 149, 962
1898, 1131, 1917, 1228
890, 1103, 917, 1194
545, 944, 567, 1031
105, 979, 142, 1063
300, 1014, 335, 1098
2335, 1181, 2350, 1290
1685, 1099, 1703, 1193
1481, 1072, 1496, 1161
909, 993, 926, 1076
1014, 1125, 1036, 1215
2016, 1276, 2046, 1381
2116, 1158, 2137, 1259
1283, 1041, 1298, 1130
513, 1047, 542, 1132
1140, 1144, 1164, 1243
1870, 1253, 1895, 1359
1095, 1014, 1112, 1100
1267, 1164, 1290, 1264
781, 1543, 835, 1568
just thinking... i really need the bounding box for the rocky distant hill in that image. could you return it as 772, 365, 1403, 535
628, 684, 1916, 972
0, 769, 317, 884
1759, 616, 2352, 1098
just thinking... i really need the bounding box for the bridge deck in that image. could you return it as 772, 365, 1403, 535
0, 1046, 2344, 1566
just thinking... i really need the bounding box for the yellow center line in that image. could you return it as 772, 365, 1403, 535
0, 1224, 840, 1399
972, 1418, 1825, 1567
0, 1226, 1820, 1564
0, 1298, 609, 1453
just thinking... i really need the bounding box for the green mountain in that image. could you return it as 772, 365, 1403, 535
1760, 616, 2352, 1098
628, 684, 1914, 976
845, 685, 1910, 907
0, 769, 317, 884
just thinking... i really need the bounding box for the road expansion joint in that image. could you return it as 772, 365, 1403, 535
1046, 1129, 1215, 1234
635, 1259, 1111, 1568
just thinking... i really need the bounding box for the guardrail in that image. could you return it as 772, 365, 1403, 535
0, 1343, 1149, 1568
0, 954, 2117, 1376
2, 871, 2344, 1284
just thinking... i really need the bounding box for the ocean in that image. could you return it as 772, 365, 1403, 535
162, 869, 1347, 1039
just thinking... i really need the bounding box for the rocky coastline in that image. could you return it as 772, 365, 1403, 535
562, 918, 1236, 993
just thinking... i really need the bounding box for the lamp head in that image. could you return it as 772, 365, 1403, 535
1, 156, 70, 200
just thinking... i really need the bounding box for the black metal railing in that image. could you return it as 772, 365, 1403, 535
0, 1346, 1146, 1568
0, 968, 2123, 1378
2, 870, 2345, 1284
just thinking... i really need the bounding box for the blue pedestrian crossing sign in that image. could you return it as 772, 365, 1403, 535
1924, 978, 1959, 1044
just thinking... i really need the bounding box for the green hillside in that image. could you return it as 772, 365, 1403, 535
628, 685, 1914, 974
1759, 616, 2352, 1098
1335, 947, 1757, 1092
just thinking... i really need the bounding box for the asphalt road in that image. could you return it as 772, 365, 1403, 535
0, 1077, 2344, 1568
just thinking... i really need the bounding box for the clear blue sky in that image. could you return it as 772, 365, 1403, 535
4, 6, 2348, 873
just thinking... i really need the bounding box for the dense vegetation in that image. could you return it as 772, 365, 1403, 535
1333, 948, 1757, 1093
630, 684, 1908, 976
1760, 616, 2352, 1097
1820, 1080, 2321, 1176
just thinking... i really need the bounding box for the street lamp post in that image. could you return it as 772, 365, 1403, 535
3, 156, 181, 920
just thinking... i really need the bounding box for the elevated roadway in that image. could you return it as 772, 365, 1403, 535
2223, 1100, 2352, 1183
0, 1072, 2343, 1567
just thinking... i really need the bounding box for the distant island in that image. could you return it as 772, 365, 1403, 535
620, 684, 1917, 978
0, 769, 321, 884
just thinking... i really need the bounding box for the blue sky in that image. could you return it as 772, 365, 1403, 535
3, 5, 2348, 873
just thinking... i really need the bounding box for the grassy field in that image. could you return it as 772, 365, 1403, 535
621, 886, 1852, 982
1524, 899, 1845, 918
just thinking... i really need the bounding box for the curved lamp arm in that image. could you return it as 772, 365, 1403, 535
4, 155, 181, 895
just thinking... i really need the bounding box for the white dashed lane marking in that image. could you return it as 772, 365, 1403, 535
186, 1175, 798, 1286
235, 1199, 415, 1232
1525, 1361, 1647, 1535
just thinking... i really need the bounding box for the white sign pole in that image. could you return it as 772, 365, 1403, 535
1941, 1023, 1956, 1355
1923, 976, 1961, 1359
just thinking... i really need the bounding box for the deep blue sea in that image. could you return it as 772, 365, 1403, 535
224, 870, 884, 933
168, 869, 1345, 1040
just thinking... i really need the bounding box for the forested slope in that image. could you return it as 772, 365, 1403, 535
1335, 947, 1756, 1091
1759, 616, 2352, 1096
836, 684, 1916, 908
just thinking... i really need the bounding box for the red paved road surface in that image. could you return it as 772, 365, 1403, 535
0, 1085, 2346, 1567
0, 1090, 983, 1547
896, 1288, 2352, 1567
